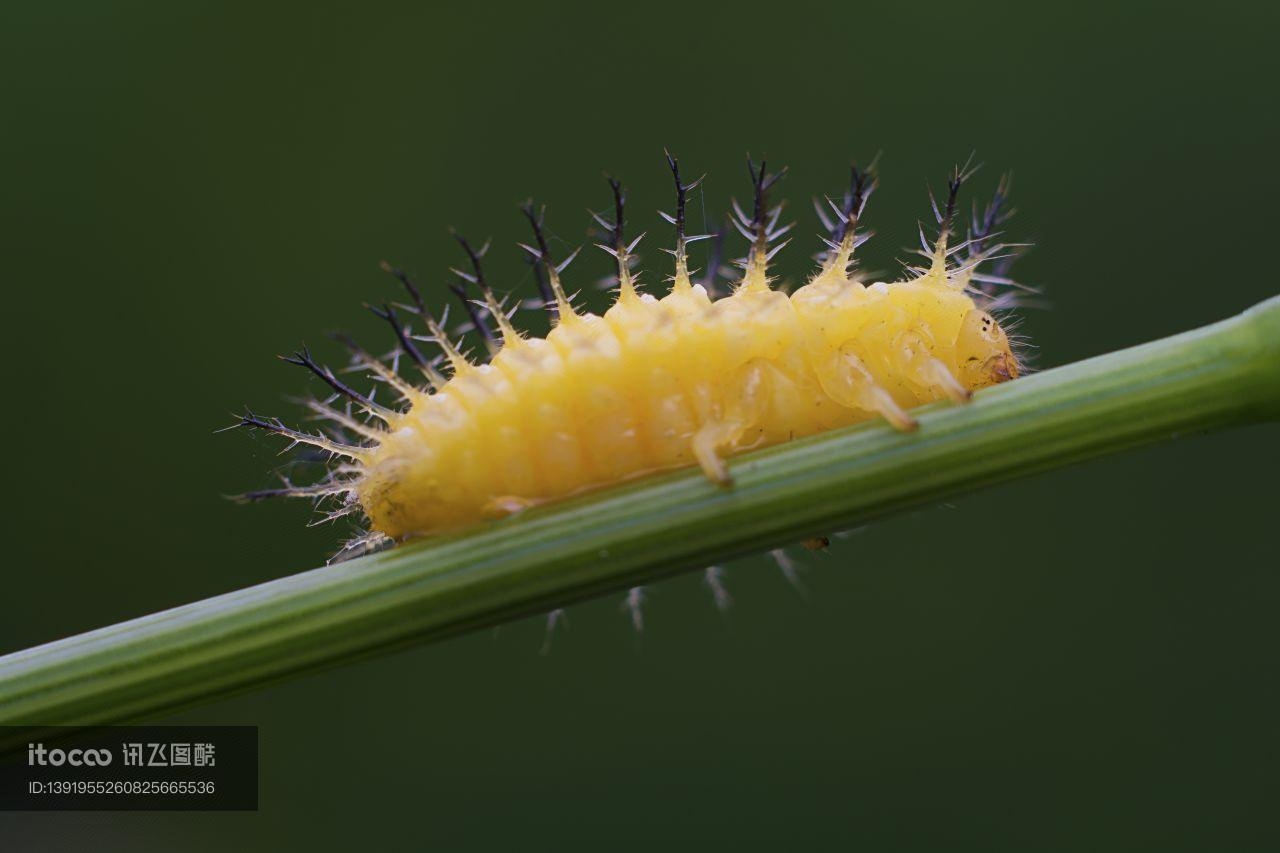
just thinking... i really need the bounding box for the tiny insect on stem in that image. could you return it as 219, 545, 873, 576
4, 295, 1276, 736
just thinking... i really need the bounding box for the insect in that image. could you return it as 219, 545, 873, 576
232, 153, 1027, 564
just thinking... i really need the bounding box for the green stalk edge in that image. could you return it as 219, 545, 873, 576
2, 296, 1277, 742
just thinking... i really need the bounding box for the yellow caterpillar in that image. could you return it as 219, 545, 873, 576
234, 154, 1025, 558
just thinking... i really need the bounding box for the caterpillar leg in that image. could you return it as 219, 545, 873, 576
482, 494, 542, 519
814, 342, 918, 431
897, 331, 971, 404
692, 359, 770, 486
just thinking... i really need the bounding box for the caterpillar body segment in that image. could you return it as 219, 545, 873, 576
233, 154, 1027, 549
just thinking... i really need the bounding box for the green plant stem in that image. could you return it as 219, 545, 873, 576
2, 297, 1277, 739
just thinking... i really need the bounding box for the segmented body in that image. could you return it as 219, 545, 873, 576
234, 155, 1024, 554
360, 270, 1013, 539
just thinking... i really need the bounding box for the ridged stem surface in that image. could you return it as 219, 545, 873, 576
1, 296, 1276, 744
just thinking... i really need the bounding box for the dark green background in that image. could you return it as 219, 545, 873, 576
3, 1, 1278, 849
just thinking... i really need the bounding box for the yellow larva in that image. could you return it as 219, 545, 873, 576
234, 154, 1024, 556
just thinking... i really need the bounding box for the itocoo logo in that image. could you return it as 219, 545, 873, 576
27, 743, 113, 766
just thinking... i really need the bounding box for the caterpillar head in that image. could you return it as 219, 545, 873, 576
956, 308, 1019, 389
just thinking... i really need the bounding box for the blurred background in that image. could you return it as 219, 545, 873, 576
2, 1, 1278, 849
